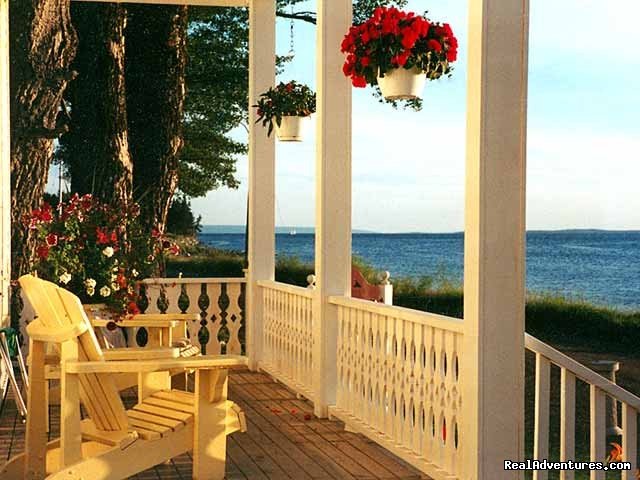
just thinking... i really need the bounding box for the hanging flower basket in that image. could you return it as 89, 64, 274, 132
377, 66, 427, 100
254, 81, 316, 142
341, 7, 458, 101
275, 115, 310, 142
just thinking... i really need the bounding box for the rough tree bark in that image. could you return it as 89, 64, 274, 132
9, 0, 78, 278
126, 5, 188, 234
60, 3, 132, 207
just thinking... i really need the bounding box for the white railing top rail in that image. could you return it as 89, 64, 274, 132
526, 333, 640, 410
257, 280, 314, 298
141, 277, 247, 285
328, 295, 464, 333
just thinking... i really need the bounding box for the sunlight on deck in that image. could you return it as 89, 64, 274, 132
0, 370, 431, 480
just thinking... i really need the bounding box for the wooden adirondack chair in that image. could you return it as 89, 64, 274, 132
1, 275, 247, 480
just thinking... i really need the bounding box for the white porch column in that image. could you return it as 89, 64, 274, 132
0, 0, 10, 330
312, 0, 352, 418
462, 0, 530, 479
246, 0, 276, 370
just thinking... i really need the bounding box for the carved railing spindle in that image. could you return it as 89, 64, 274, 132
197, 283, 210, 354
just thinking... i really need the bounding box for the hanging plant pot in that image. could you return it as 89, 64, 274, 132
377, 67, 427, 100
254, 81, 316, 141
275, 115, 310, 142
340, 7, 459, 106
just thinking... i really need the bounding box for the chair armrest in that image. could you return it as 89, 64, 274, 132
130, 313, 200, 322
102, 347, 181, 361
91, 319, 185, 329
65, 354, 247, 374
26, 320, 88, 343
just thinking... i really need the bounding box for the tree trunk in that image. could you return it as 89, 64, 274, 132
60, 3, 132, 207
126, 5, 188, 233
10, 0, 78, 278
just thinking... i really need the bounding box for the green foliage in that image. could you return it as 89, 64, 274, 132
180, 6, 249, 198
166, 243, 246, 278
525, 294, 640, 354
254, 81, 316, 137
166, 196, 202, 236
275, 255, 314, 286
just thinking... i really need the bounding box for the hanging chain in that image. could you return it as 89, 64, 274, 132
288, 5, 295, 58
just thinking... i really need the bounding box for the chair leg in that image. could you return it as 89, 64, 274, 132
24, 340, 47, 478
45, 381, 50, 433
193, 369, 228, 480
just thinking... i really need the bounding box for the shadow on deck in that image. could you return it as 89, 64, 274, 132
0, 369, 431, 479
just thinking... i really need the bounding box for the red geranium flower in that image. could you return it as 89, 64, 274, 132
96, 227, 110, 245
428, 39, 443, 53
352, 75, 367, 88
36, 245, 50, 259
45, 233, 58, 247
127, 301, 141, 315
80, 194, 93, 211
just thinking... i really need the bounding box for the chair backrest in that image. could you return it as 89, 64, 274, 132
19, 274, 129, 432
351, 266, 385, 303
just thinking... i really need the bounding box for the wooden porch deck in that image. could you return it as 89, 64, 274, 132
0, 369, 431, 479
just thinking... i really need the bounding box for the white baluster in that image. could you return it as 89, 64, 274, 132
621, 404, 637, 480
534, 354, 551, 480
560, 368, 576, 480
590, 386, 606, 480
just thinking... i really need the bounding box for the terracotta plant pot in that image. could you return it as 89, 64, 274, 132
275, 115, 310, 142
377, 67, 426, 100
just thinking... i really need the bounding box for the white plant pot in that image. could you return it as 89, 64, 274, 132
275, 115, 310, 142
377, 67, 427, 100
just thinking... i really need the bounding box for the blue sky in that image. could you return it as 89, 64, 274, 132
48, 1, 640, 232
192, 0, 640, 233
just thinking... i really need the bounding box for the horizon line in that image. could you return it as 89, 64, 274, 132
200, 225, 640, 235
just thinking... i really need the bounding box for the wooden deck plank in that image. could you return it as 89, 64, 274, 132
0, 369, 431, 479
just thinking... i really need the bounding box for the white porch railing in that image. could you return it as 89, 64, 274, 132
328, 296, 464, 480
526, 334, 639, 480
138, 277, 246, 355
257, 280, 315, 400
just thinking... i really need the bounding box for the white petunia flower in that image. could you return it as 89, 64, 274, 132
99, 286, 111, 297
59, 272, 72, 285
102, 247, 114, 258
84, 278, 97, 289
86, 287, 95, 297
111, 283, 120, 292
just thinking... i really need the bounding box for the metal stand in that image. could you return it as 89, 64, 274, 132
0, 329, 28, 421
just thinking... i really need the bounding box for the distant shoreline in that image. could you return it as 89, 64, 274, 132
200, 226, 640, 235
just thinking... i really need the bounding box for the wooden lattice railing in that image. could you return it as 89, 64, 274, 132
258, 280, 315, 400
328, 296, 464, 480
526, 334, 639, 480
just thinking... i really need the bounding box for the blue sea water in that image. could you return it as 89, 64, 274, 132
198, 231, 640, 311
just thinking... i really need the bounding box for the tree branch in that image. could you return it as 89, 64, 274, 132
276, 10, 316, 24
24, 124, 69, 139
